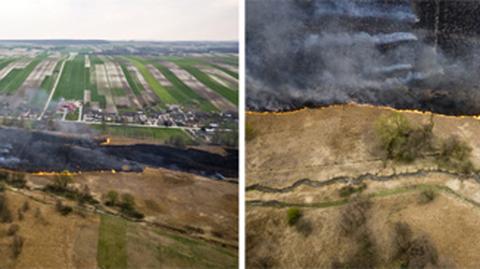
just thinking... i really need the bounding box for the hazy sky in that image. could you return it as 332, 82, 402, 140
0, 0, 238, 41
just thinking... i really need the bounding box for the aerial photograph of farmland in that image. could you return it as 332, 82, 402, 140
247, 0, 480, 268
0, 0, 238, 268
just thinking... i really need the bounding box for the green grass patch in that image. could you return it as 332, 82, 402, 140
154, 228, 237, 269
0, 57, 44, 93
86, 66, 106, 108
127, 57, 176, 104
90, 55, 104, 65
112, 88, 127, 97
97, 215, 128, 269
54, 55, 87, 100
154, 63, 217, 112
94, 125, 192, 142
0, 58, 15, 71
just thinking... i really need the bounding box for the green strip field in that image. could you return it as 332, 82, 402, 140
0, 58, 14, 71
97, 215, 128, 269
87, 64, 107, 108
211, 63, 238, 80
97, 215, 237, 269
94, 125, 192, 142
154, 63, 217, 112
90, 55, 104, 65
0, 57, 44, 93
178, 64, 238, 105
128, 57, 176, 104
120, 63, 144, 97
54, 55, 87, 100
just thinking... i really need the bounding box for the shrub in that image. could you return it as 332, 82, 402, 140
120, 193, 135, 211
55, 200, 72, 216
0, 194, 12, 223
339, 197, 372, 236
52, 172, 73, 191
11, 234, 24, 258
17, 209, 23, 221
7, 224, 19, 236
339, 183, 367, 198
287, 207, 302, 226
418, 190, 436, 205
21, 201, 29, 212
8, 173, 26, 189
105, 190, 119, 207
375, 113, 433, 162
437, 136, 474, 174
119, 193, 144, 219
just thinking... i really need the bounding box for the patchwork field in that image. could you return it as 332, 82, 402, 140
0, 52, 238, 116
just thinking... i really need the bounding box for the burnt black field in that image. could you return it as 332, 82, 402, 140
247, 0, 480, 115
0, 127, 238, 179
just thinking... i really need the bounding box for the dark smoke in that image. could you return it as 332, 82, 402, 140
0, 127, 237, 179
246, 0, 480, 115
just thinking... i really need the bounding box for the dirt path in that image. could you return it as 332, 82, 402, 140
39, 58, 66, 119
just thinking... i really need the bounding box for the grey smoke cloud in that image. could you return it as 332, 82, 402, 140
246, 0, 480, 115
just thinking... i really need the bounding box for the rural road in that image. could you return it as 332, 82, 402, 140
39, 58, 67, 120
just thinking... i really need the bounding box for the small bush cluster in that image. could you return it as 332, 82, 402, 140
44, 173, 97, 206
418, 190, 436, 205
0, 172, 26, 189
376, 113, 475, 174
338, 183, 367, 198
11, 234, 24, 258
0, 194, 12, 223
390, 222, 438, 268
55, 200, 73, 216
104, 191, 144, 219
286, 207, 302, 226
375, 113, 433, 162
437, 136, 474, 174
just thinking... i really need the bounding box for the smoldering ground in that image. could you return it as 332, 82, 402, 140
0, 126, 238, 179
246, 0, 480, 115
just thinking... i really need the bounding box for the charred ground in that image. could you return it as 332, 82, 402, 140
0, 127, 237, 179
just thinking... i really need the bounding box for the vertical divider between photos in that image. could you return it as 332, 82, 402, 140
239, 0, 246, 268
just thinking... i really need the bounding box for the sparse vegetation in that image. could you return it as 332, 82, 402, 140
7, 224, 19, 236
286, 207, 302, 226
119, 193, 144, 219
375, 113, 433, 162
0, 194, 12, 223
338, 183, 367, 198
11, 234, 24, 259
55, 200, 73, 216
437, 136, 474, 174
105, 190, 119, 206
376, 113, 475, 173
418, 189, 436, 204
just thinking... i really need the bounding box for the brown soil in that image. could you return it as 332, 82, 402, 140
247, 104, 480, 268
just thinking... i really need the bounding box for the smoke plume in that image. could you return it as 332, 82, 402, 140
246, 0, 480, 115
